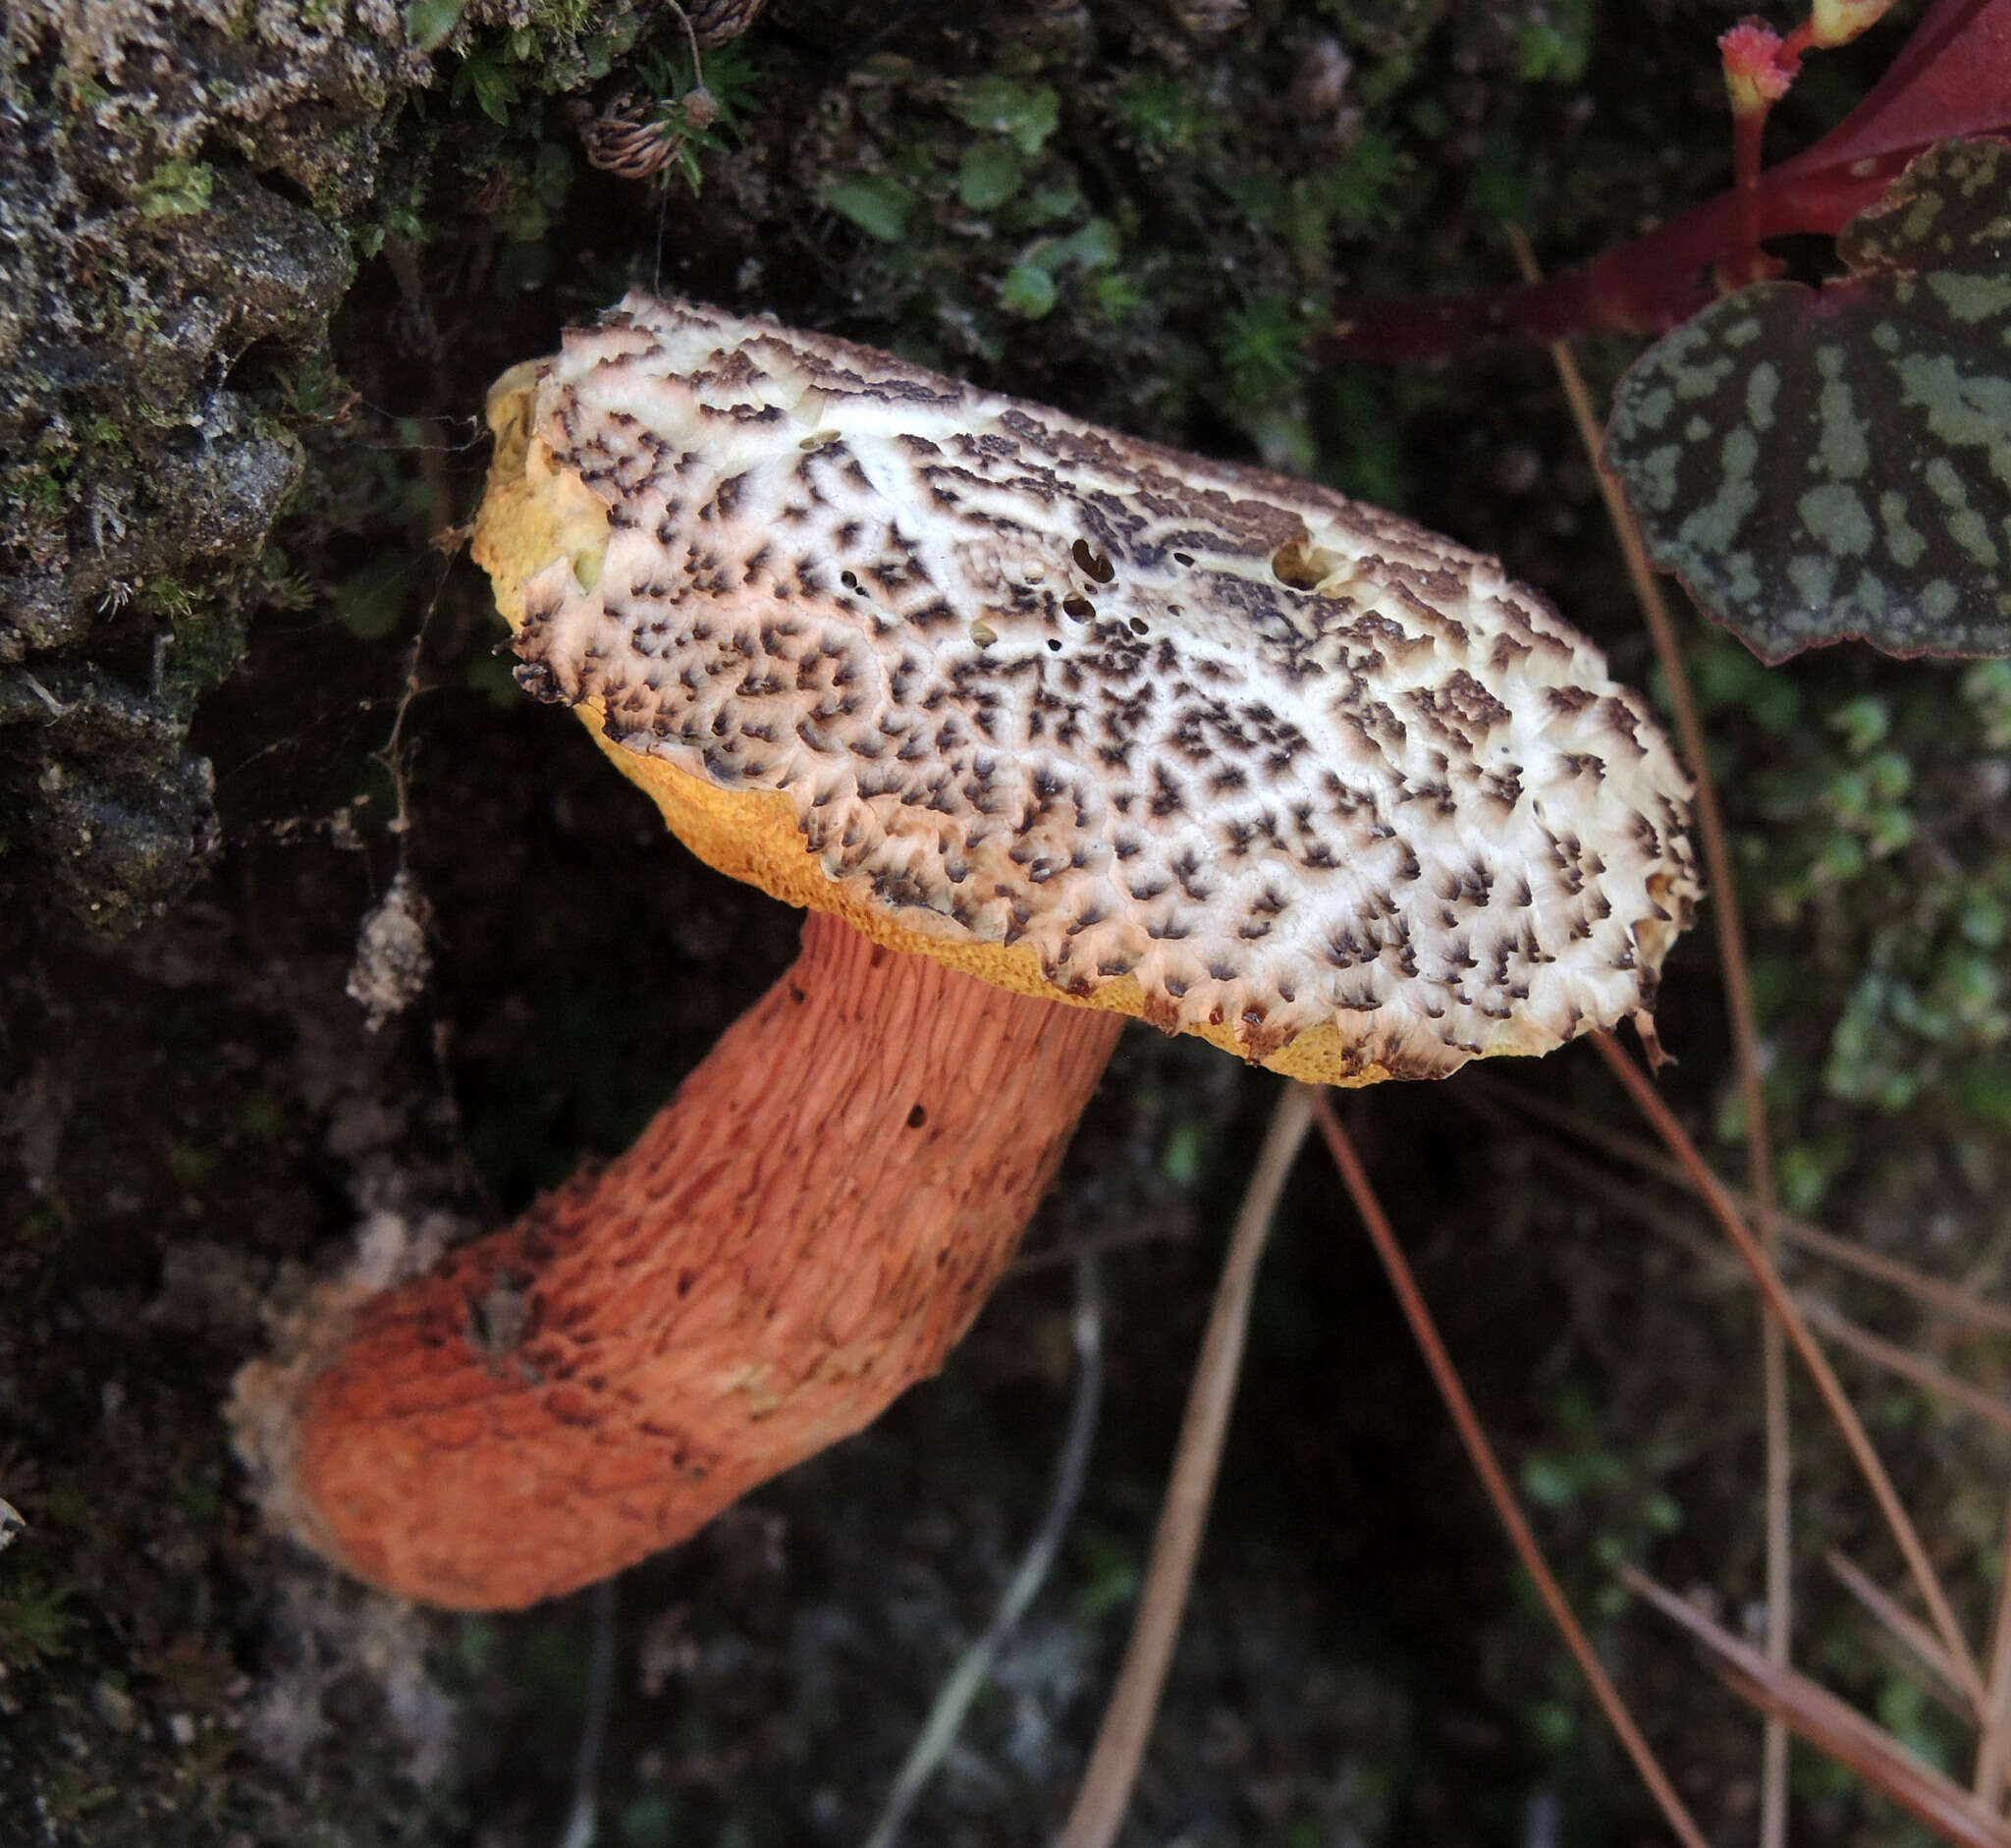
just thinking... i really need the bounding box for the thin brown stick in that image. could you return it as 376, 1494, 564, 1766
1781, 1223, 2011, 1343
1623, 1567, 2011, 1848
1542, 1136, 2011, 1439
1467, 1078, 2011, 1338
1826, 1550, 1973, 1717
1594, 1031, 1986, 1707
1531, 1136, 1740, 1280
1510, 224, 1792, 1848
1971, 1496, 2011, 1804
1309, 1089, 1711, 1848
1056, 1083, 1314, 1848
1795, 1296, 2011, 1442
1541, 1141, 2011, 1444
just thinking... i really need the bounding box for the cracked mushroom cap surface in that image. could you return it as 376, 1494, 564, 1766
473, 294, 1700, 1084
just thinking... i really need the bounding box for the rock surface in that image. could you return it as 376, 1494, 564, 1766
0, 2, 414, 929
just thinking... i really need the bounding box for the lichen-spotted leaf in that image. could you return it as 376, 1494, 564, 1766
1838, 139, 2011, 277
1605, 138, 2011, 663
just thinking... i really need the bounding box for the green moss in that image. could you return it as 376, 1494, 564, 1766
157, 601, 252, 705
140, 576, 202, 623
0, 1575, 80, 1671
135, 157, 216, 219
1515, 0, 1592, 82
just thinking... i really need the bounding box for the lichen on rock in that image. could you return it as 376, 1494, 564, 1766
0, 2, 418, 930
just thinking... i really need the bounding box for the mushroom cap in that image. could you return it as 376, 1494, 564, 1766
472, 295, 1699, 1084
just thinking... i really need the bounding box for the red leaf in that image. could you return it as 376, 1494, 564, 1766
1320, 0, 2011, 361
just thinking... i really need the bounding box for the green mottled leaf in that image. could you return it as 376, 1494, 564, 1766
1000, 262, 1057, 318
950, 78, 1060, 156
956, 140, 1023, 213
1839, 138, 2011, 275
825, 174, 911, 244
1606, 139, 2011, 663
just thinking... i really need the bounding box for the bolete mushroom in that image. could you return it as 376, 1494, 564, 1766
234, 296, 1699, 1610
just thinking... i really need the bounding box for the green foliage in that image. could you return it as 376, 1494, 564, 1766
955, 139, 1023, 213
1516, 0, 1592, 82
998, 261, 1056, 318
404, 0, 466, 53
139, 575, 201, 622
1873, 1672, 1955, 1776
618, 1792, 678, 1847
814, 34, 1423, 456
1734, 654, 2011, 1133
1160, 1116, 1210, 1190
490, 139, 574, 242
335, 551, 421, 640
1496, 1381, 1685, 1794
465, 642, 522, 705
1680, 626, 1804, 736
948, 76, 1060, 156
630, 38, 756, 193
428, 1614, 499, 1699
1222, 294, 1310, 404
825, 173, 912, 245
1108, 70, 1206, 161
0, 1574, 79, 1672
999, 218, 1117, 319
452, 39, 519, 124
819, 62, 1120, 347
1607, 140, 2011, 663
1071, 1528, 1143, 1626
1774, 1135, 1847, 1216
1517, 1383, 1683, 1625
1964, 657, 2011, 747
135, 158, 214, 219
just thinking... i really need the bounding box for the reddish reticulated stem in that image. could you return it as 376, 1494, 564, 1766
288, 909, 1125, 1609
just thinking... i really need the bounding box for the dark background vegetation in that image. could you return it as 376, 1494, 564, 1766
5, 0, 2011, 1842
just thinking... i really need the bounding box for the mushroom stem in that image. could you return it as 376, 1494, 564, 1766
281, 909, 1124, 1609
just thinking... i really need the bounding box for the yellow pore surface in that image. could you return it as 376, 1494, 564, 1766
472, 370, 1396, 1087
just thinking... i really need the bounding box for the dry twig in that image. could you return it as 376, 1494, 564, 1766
1467, 1078, 2011, 1338
1794, 1296, 2011, 1442
1594, 1031, 1985, 1708
1971, 1496, 2011, 1804
1056, 1084, 1314, 1848
1534, 1135, 2011, 1440
864, 1257, 1104, 1848
1623, 1567, 2011, 1848
1825, 1550, 1973, 1717
1510, 223, 1792, 1846
1309, 1088, 1711, 1848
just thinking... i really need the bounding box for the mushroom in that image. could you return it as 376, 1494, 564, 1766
233, 296, 1700, 1610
